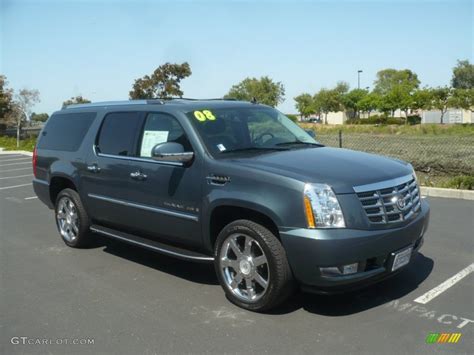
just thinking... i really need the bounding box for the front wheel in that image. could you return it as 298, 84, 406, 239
214, 220, 294, 312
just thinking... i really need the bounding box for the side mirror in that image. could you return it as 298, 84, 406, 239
151, 142, 194, 166
305, 129, 316, 138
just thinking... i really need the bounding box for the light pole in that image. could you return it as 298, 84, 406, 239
357, 70, 363, 89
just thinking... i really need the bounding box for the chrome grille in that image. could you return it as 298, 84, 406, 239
355, 175, 421, 225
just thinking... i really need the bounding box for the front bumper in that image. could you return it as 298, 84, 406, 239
279, 200, 430, 293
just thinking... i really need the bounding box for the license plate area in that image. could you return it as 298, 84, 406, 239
391, 246, 413, 271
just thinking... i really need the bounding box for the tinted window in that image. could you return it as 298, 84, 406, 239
37, 112, 96, 151
97, 112, 141, 156
138, 113, 192, 157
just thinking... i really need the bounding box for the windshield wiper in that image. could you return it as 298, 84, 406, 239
276, 140, 324, 147
221, 147, 287, 154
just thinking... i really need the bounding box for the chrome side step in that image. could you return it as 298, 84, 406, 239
90, 225, 214, 263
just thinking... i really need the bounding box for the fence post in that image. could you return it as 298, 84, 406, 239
338, 130, 342, 148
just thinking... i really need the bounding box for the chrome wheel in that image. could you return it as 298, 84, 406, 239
56, 196, 79, 242
219, 233, 270, 302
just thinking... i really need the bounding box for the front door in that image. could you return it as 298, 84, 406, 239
125, 112, 203, 247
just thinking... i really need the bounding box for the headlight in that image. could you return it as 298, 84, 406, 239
303, 183, 345, 228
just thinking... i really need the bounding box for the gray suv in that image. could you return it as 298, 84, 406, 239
33, 99, 430, 311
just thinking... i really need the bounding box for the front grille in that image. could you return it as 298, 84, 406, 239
356, 176, 421, 225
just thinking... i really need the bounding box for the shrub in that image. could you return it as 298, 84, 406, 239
442, 175, 474, 190
286, 114, 298, 123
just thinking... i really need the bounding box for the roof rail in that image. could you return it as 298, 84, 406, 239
65, 97, 239, 109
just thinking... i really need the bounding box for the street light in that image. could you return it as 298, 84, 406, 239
357, 70, 363, 89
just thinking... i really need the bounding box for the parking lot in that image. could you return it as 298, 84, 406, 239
1, 152, 473, 354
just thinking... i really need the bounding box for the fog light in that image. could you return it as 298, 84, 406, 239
320, 263, 358, 276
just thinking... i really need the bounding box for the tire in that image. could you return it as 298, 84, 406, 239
54, 188, 91, 248
214, 219, 294, 312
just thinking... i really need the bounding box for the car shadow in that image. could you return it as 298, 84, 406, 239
93, 233, 219, 286
89, 233, 433, 315
272, 252, 434, 316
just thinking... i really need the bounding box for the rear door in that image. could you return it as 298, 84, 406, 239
82, 111, 143, 229
124, 112, 203, 247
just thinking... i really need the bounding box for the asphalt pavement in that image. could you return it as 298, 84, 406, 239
1, 153, 473, 354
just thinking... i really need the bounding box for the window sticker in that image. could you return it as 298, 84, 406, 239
140, 130, 169, 157
193, 110, 216, 122
217, 144, 226, 152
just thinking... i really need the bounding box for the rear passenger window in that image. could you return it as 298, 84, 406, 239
97, 112, 141, 156
138, 113, 192, 157
37, 112, 96, 151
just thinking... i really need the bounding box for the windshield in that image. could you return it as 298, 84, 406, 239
185, 106, 318, 156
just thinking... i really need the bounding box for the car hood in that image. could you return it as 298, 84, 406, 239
229, 147, 413, 194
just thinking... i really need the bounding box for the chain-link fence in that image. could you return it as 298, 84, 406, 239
316, 131, 474, 187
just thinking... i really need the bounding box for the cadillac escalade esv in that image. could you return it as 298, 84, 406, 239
33, 99, 430, 311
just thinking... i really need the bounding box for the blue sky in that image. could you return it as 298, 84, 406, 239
1, 0, 472, 115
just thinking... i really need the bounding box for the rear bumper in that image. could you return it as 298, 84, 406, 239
279, 200, 430, 293
33, 178, 53, 209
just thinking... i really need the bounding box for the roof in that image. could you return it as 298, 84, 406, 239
64, 98, 263, 111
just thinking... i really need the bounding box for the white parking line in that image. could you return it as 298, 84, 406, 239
0, 158, 31, 162
0, 183, 32, 190
0, 174, 33, 180
0, 155, 23, 160
0, 167, 32, 173
414, 263, 474, 304
0, 161, 31, 167
24, 196, 38, 200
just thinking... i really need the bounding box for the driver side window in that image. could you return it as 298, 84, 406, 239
138, 113, 192, 158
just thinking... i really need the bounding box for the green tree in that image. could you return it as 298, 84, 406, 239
6, 89, 40, 147
448, 88, 474, 110
62, 95, 91, 108
343, 88, 368, 118
429, 87, 451, 124
30, 112, 49, 123
225, 76, 285, 107
412, 88, 433, 111
0, 75, 14, 122
451, 59, 474, 89
313, 88, 341, 124
373, 69, 420, 95
129, 62, 192, 99
358, 92, 381, 118
294, 93, 315, 118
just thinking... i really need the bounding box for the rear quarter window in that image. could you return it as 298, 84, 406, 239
37, 112, 96, 151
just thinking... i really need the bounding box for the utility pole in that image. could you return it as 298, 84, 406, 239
357, 70, 363, 89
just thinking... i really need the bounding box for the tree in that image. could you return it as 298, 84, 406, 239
358, 92, 381, 118
225, 76, 285, 107
451, 60, 474, 89
412, 88, 433, 111
294, 93, 315, 118
129, 62, 192, 99
373, 69, 420, 95
313, 88, 341, 124
30, 112, 49, 123
7, 89, 40, 147
448, 88, 474, 110
429, 87, 451, 124
62, 95, 91, 108
343, 88, 368, 118
0, 75, 14, 122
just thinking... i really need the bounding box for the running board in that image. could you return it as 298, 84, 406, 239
90, 225, 214, 263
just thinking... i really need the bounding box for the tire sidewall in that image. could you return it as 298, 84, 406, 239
55, 188, 89, 247
214, 222, 283, 311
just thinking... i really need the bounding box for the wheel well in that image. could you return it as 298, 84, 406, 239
49, 177, 77, 204
209, 206, 279, 247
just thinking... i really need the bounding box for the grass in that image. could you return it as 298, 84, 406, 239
0, 136, 37, 152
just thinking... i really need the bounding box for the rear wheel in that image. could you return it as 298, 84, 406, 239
55, 188, 91, 248
214, 220, 294, 312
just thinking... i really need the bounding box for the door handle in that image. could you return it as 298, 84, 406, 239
130, 171, 147, 181
87, 164, 101, 173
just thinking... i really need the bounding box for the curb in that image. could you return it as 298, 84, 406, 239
0, 149, 33, 156
420, 187, 474, 201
